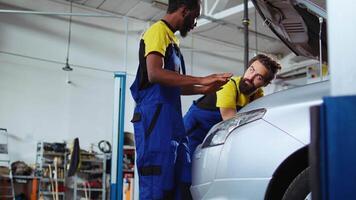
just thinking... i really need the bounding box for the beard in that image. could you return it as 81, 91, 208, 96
239, 78, 257, 95
179, 15, 192, 37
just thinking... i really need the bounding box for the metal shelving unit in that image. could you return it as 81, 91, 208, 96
73, 152, 107, 200
35, 141, 68, 200
122, 145, 135, 200
0, 128, 15, 200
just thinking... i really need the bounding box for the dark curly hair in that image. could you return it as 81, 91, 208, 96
248, 54, 281, 84
167, 0, 200, 13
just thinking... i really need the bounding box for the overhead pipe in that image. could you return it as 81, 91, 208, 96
0, 50, 115, 73
242, 0, 250, 70
0, 9, 120, 18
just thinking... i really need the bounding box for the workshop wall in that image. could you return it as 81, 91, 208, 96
0, 0, 145, 164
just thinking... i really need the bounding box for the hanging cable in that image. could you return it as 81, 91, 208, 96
0, 50, 116, 73
66, 0, 73, 67
63, 0, 73, 84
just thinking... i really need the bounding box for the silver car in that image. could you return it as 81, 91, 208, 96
191, 0, 327, 199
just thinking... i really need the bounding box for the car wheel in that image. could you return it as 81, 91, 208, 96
282, 167, 310, 200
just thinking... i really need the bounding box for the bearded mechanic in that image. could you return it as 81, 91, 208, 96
184, 54, 282, 159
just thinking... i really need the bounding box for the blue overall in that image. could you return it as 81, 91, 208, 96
130, 41, 191, 199
183, 103, 222, 158
184, 77, 259, 157
182, 79, 261, 186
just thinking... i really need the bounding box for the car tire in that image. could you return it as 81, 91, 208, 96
282, 167, 310, 200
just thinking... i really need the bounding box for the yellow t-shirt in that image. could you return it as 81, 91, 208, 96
142, 20, 179, 57
216, 76, 264, 109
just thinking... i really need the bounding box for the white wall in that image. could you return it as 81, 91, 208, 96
0, 56, 115, 162
0, 0, 245, 164
0, 0, 146, 163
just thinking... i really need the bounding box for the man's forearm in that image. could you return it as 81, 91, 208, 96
220, 108, 237, 120
149, 68, 202, 87
180, 85, 205, 95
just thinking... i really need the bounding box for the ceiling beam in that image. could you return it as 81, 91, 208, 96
198, 1, 254, 27
204, 0, 215, 15
208, 0, 231, 15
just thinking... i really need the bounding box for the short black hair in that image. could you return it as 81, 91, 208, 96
248, 54, 281, 83
167, 0, 200, 13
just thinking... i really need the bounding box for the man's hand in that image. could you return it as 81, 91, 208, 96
198, 73, 232, 94
199, 73, 233, 86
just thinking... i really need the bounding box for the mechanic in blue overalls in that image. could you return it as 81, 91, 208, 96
183, 54, 281, 159
184, 54, 281, 158
130, 0, 232, 199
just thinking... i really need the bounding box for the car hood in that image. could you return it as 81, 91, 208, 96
252, 0, 327, 62
208, 81, 330, 144
239, 80, 330, 113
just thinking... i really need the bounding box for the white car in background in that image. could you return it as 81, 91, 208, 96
191, 0, 327, 199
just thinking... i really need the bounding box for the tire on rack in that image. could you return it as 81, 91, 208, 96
282, 167, 310, 200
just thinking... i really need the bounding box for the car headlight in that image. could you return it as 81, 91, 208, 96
201, 108, 266, 148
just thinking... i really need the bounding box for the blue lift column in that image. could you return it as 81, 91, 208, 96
111, 72, 126, 200
311, 95, 356, 200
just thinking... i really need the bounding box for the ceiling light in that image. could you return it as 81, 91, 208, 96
62, 58, 73, 71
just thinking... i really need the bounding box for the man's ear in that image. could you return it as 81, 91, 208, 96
263, 79, 271, 86
180, 5, 189, 17
264, 73, 274, 86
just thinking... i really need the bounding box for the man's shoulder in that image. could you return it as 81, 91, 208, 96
143, 21, 166, 36
151, 20, 166, 29
227, 76, 241, 87
144, 21, 174, 37
144, 21, 179, 44
218, 76, 239, 94
231, 76, 241, 82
